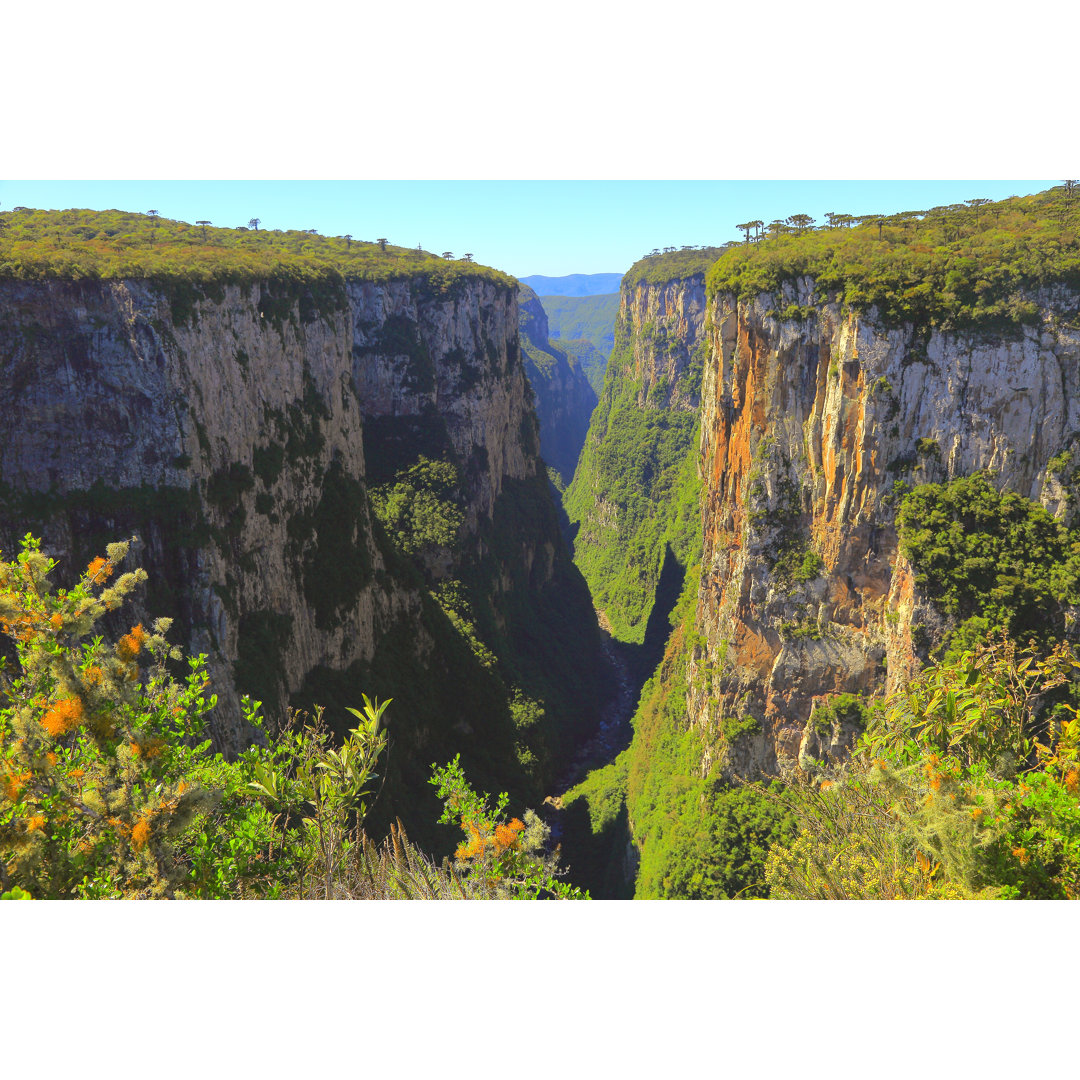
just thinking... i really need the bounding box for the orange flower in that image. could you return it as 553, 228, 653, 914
820, 780, 833, 792
116, 624, 146, 662
131, 818, 151, 851
86, 556, 113, 582
493, 818, 525, 854
1012, 846, 1030, 866
67, 768, 85, 781
82, 666, 103, 687
1065, 769, 1079, 793
50, 612, 63, 631
46, 752, 57, 766
971, 807, 984, 821
455, 823, 487, 860
27, 815, 45, 832
2, 768, 32, 801
42, 697, 84, 737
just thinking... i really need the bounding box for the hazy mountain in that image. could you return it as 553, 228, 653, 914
519, 273, 623, 296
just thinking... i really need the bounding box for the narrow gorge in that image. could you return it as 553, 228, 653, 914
4, 186, 1080, 899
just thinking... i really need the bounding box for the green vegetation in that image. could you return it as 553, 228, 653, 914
896, 471, 1080, 648
369, 457, 464, 560
0, 535, 583, 899
624, 247, 731, 288
563, 567, 795, 898
0, 208, 514, 294
765, 637, 1080, 899
430, 756, 586, 898
564, 317, 702, 643
536, 292, 619, 363
559, 337, 609, 396
707, 186, 1080, 331
810, 692, 868, 735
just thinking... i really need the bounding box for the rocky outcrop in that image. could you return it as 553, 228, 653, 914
517, 284, 597, 486
688, 279, 1080, 777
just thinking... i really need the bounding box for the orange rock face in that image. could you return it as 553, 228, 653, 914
690, 281, 1080, 777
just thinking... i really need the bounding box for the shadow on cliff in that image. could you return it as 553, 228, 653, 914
618, 543, 687, 690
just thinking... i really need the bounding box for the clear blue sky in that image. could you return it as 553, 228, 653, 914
0, 179, 1057, 278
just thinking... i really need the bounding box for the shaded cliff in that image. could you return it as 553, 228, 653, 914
0, 217, 610, 848
517, 283, 597, 486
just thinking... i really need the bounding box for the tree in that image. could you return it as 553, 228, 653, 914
248, 218, 260, 232
736, 221, 755, 245
749, 219, 764, 240
196, 220, 211, 241
344, 234, 352, 249
1064, 180, 1078, 212
441, 251, 453, 260
147, 209, 158, 218
462, 253, 473, 262
966, 197, 991, 225
767, 219, 787, 239
376, 238, 388, 252
787, 214, 814, 235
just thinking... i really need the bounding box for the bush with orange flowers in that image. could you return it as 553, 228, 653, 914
429, 755, 586, 898
0, 534, 401, 900
0, 535, 219, 897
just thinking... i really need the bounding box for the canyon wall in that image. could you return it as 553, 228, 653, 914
517, 283, 597, 487
0, 272, 607, 833
689, 279, 1080, 777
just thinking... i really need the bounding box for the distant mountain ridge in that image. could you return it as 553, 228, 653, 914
519, 273, 623, 296
536, 293, 620, 393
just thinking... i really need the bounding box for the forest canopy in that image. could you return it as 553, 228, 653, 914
705, 186, 1080, 330
0, 207, 515, 291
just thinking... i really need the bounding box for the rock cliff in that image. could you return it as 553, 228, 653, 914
0, 269, 608, 838
689, 280, 1080, 777
517, 284, 597, 487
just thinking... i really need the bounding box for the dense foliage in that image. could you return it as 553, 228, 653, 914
765, 637, 1080, 899
0, 536, 583, 899
707, 186, 1080, 330
624, 247, 731, 288
896, 471, 1080, 650
0, 207, 514, 292
564, 317, 703, 644
536, 292, 619, 366
563, 564, 796, 898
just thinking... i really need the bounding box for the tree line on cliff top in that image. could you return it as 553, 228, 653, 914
706, 184, 1080, 330
0, 207, 513, 290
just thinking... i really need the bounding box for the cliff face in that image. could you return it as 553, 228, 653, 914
517, 284, 597, 486
620, 274, 710, 410
0, 273, 604, 803
690, 279, 1080, 776
564, 269, 710, 647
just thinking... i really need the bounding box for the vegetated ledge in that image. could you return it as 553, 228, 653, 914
705, 186, 1080, 332
0, 208, 515, 295
623, 246, 733, 289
